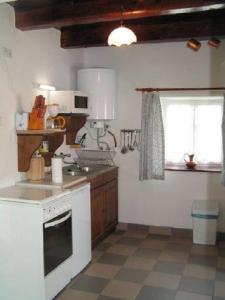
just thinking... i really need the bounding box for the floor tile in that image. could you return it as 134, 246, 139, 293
124, 256, 156, 271
218, 248, 225, 257
166, 243, 191, 252
175, 291, 212, 300
115, 267, 149, 283
97, 253, 127, 266
85, 263, 121, 279
218, 241, 225, 248
216, 269, 225, 281
128, 223, 149, 233
191, 244, 218, 256
116, 237, 142, 246
179, 276, 214, 296
70, 274, 109, 294
153, 261, 185, 275
56, 289, 98, 300
97, 296, 123, 300
145, 271, 181, 289
141, 239, 167, 250
96, 243, 113, 252
169, 237, 193, 245
171, 228, 192, 239
133, 247, 161, 259
183, 264, 215, 280
214, 281, 225, 298
113, 230, 126, 235
218, 257, 225, 269
101, 279, 141, 300
136, 285, 176, 300
106, 244, 137, 256
149, 226, 172, 236
147, 234, 170, 241
123, 231, 148, 239
159, 250, 189, 263
55, 229, 224, 300
92, 250, 104, 262
104, 234, 122, 244
188, 254, 217, 267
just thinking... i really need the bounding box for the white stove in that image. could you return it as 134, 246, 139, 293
0, 183, 91, 300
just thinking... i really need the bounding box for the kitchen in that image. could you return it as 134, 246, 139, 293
1, 1, 225, 300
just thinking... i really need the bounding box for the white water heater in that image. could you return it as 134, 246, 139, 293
77, 68, 116, 120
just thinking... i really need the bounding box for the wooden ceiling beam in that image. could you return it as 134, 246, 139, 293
14, 0, 225, 30
60, 13, 225, 48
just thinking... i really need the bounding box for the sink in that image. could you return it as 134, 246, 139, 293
63, 165, 108, 177
66, 170, 87, 176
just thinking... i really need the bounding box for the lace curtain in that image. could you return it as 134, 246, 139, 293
139, 92, 165, 181
222, 95, 225, 185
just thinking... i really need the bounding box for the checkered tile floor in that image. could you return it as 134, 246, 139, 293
56, 229, 225, 300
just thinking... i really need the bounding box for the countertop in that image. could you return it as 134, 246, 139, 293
0, 165, 117, 205
0, 185, 71, 205
16, 165, 118, 190
17, 173, 87, 189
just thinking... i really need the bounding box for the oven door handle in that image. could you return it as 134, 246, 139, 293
44, 211, 72, 229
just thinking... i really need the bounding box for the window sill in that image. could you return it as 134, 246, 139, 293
165, 164, 221, 173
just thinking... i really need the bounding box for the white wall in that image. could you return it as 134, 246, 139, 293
83, 42, 225, 232
0, 4, 83, 187
1, 4, 225, 232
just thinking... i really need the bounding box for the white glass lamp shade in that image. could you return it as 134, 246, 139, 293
108, 26, 137, 46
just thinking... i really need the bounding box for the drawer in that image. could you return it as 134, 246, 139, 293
103, 169, 118, 184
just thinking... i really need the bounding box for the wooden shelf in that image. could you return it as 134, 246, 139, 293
17, 129, 65, 135
17, 131, 64, 172
17, 114, 87, 172
59, 114, 87, 145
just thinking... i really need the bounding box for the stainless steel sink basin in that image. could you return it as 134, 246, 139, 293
66, 170, 86, 176
63, 165, 105, 177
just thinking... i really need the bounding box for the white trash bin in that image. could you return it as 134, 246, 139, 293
192, 200, 219, 245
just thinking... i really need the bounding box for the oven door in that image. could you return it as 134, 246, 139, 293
43, 210, 73, 276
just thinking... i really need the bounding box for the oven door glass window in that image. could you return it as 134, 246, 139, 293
43, 210, 73, 276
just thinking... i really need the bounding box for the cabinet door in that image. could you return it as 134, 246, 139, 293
104, 179, 118, 229
91, 185, 105, 242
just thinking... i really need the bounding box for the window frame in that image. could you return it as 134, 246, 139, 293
161, 96, 223, 172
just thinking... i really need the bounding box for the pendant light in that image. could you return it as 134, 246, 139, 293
108, 5, 137, 47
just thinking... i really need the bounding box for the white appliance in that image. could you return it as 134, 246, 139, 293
0, 184, 91, 300
69, 183, 91, 277
49, 90, 89, 114
77, 68, 116, 120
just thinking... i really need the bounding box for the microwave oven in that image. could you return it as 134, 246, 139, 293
50, 90, 90, 114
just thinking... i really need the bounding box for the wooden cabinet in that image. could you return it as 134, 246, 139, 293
90, 168, 118, 247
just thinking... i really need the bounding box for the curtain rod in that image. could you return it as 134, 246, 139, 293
135, 87, 225, 92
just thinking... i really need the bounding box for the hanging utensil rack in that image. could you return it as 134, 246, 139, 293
120, 129, 141, 154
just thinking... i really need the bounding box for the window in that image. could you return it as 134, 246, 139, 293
161, 97, 223, 168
